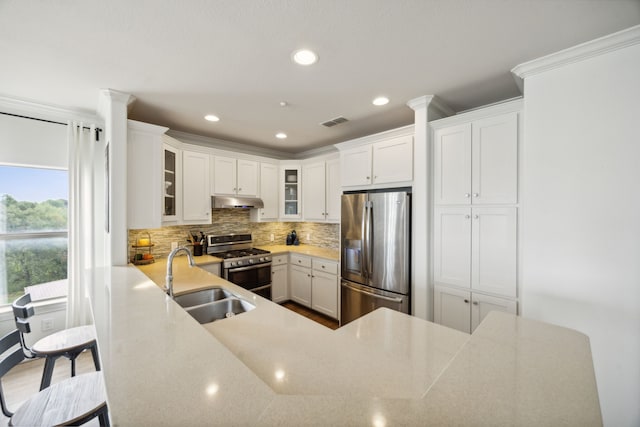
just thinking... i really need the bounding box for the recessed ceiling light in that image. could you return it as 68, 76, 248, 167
204, 114, 220, 122
372, 97, 390, 106
276, 132, 287, 139
292, 49, 318, 66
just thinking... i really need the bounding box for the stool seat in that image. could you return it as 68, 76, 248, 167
32, 325, 96, 355
11, 372, 108, 427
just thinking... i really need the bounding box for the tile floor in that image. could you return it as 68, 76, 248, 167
281, 300, 340, 330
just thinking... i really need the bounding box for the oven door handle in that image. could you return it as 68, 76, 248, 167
227, 264, 272, 273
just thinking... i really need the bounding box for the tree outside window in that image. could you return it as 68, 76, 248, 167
0, 165, 68, 304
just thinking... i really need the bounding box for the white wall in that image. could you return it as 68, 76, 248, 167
521, 42, 640, 426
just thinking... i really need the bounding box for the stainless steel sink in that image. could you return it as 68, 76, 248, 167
184, 298, 256, 324
173, 287, 234, 308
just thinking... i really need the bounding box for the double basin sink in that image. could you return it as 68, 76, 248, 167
174, 287, 256, 324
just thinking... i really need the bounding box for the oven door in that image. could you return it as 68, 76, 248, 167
226, 263, 272, 300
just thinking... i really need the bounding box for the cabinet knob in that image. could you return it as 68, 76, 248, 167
464, 193, 470, 198
366, 176, 370, 180
238, 188, 242, 191
473, 193, 479, 198
473, 301, 479, 305
465, 214, 471, 219
464, 299, 470, 304
474, 214, 479, 219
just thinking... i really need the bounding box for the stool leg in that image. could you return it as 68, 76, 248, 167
90, 343, 102, 371
40, 356, 58, 391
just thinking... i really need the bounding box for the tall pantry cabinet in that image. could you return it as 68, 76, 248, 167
431, 99, 521, 334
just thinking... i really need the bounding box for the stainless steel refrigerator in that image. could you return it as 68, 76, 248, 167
340, 189, 411, 325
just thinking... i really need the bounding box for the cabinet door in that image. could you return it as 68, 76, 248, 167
311, 270, 338, 319
162, 144, 181, 223
281, 167, 301, 219
128, 125, 163, 229
290, 265, 312, 307
472, 112, 518, 204
433, 123, 472, 205
325, 159, 341, 222
258, 163, 279, 220
471, 293, 517, 332
471, 207, 517, 297
372, 135, 413, 184
213, 156, 237, 195
237, 159, 258, 196
434, 207, 472, 288
341, 145, 372, 187
271, 264, 288, 303
182, 150, 211, 222
302, 162, 326, 221
434, 286, 471, 334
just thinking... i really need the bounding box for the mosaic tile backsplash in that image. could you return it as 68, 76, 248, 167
128, 209, 339, 259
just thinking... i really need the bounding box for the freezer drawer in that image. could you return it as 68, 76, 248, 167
340, 280, 409, 326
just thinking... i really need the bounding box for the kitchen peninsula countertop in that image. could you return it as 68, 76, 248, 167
90, 260, 601, 426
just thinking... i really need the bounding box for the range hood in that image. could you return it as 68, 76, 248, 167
211, 196, 264, 209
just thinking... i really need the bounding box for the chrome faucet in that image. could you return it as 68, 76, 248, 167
165, 246, 196, 298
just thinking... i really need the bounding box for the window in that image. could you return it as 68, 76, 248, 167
0, 165, 68, 304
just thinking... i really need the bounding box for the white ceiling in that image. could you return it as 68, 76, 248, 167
1, 1, 638, 154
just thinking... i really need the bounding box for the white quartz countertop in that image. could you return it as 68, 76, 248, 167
89, 259, 601, 426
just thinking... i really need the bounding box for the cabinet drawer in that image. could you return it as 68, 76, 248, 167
272, 254, 288, 266
312, 259, 338, 275
290, 254, 312, 268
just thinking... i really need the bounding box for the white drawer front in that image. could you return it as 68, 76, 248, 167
312, 259, 338, 275
272, 254, 288, 266
290, 254, 312, 268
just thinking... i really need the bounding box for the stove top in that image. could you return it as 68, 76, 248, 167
211, 248, 270, 260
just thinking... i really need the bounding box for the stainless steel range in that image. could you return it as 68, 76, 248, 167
206, 234, 272, 299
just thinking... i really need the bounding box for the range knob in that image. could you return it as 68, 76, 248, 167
259, 257, 265, 262
228, 261, 235, 267
248, 259, 255, 264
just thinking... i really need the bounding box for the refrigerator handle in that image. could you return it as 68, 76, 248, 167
365, 200, 373, 278
361, 202, 368, 279
342, 281, 404, 303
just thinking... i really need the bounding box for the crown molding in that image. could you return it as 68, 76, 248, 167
511, 24, 640, 91
333, 124, 415, 151
0, 93, 100, 125
407, 95, 455, 119
429, 97, 523, 129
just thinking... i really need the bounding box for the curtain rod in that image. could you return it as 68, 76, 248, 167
0, 111, 103, 141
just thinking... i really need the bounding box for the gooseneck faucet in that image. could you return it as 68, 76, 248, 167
165, 246, 196, 298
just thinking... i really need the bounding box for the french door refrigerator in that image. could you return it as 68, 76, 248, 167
340, 189, 411, 325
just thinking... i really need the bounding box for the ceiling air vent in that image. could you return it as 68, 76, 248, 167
321, 116, 349, 127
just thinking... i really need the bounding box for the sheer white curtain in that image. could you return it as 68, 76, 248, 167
66, 122, 97, 328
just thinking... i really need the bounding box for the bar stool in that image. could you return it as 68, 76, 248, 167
12, 293, 101, 390
0, 329, 110, 426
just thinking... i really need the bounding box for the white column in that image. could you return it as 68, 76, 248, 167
407, 95, 453, 320
98, 89, 132, 266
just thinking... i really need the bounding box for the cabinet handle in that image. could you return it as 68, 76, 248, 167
366, 176, 370, 180
307, 274, 311, 277
321, 265, 325, 269
465, 214, 471, 219
464, 193, 470, 198
474, 214, 479, 219
464, 299, 469, 303
238, 188, 242, 191
473, 193, 479, 198
473, 301, 479, 305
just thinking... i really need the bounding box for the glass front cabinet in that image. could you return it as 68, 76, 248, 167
163, 145, 179, 222
281, 166, 301, 219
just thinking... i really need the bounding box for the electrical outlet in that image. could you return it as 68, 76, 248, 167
306, 233, 311, 241
41, 318, 54, 331
270, 234, 274, 242
171, 241, 178, 250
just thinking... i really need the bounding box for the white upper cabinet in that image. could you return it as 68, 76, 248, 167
182, 150, 211, 223
371, 135, 413, 184
127, 120, 168, 229
257, 163, 279, 220
213, 156, 258, 196
302, 158, 341, 223
339, 131, 413, 188
280, 166, 302, 219
434, 111, 517, 205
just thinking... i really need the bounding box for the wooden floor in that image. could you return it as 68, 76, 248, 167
281, 300, 339, 330
0, 351, 98, 425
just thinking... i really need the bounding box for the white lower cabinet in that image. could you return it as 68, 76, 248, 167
290, 264, 312, 306
271, 254, 289, 303
289, 254, 338, 319
434, 286, 516, 334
